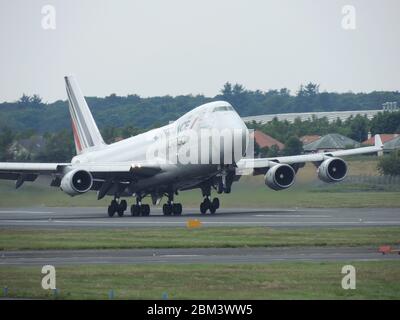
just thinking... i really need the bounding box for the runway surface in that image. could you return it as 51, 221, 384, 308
1, 247, 399, 266
0, 207, 399, 228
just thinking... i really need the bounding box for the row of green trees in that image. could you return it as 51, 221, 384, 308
1, 82, 399, 132
248, 112, 400, 144
1, 111, 399, 163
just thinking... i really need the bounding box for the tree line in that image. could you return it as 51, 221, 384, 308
1, 110, 399, 162
0, 82, 399, 133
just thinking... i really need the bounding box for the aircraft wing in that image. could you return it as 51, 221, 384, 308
75, 161, 163, 179
237, 134, 383, 174
0, 161, 163, 188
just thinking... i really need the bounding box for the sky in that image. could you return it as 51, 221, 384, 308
0, 0, 399, 102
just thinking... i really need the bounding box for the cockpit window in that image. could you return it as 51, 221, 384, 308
213, 106, 234, 112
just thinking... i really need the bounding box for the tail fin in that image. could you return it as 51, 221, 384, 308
375, 134, 383, 149
65, 76, 106, 154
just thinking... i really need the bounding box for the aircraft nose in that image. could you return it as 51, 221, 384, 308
215, 113, 248, 138
213, 113, 249, 162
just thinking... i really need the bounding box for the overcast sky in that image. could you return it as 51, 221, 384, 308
0, 0, 399, 102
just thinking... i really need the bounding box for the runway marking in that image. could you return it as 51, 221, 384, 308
253, 215, 331, 218
161, 254, 201, 257
0, 211, 54, 214
1, 219, 400, 226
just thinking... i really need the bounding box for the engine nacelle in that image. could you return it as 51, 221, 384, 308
265, 164, 296, 191
317, 157, 347, 183
60, 169, 93, 196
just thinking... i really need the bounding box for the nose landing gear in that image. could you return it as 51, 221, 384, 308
200, 183, 220, 214
200, 196, 220, 214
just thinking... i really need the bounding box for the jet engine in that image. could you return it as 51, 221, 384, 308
60, 169, 93, 196
317, 157, 347, 183
265, 164, 295, 190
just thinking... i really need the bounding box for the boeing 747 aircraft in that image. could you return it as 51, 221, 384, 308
0, 76, 383, 217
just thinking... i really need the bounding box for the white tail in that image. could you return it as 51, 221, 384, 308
374, 134, 383, 148
65, 76, 106, 154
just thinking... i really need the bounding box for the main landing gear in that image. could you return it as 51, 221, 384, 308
130, 197, 150, 217
107, 198, 127, 217
162, 192, 183, 216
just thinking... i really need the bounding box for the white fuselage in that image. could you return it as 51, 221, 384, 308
71, 101, 249, 193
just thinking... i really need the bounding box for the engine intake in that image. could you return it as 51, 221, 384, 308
60, 169, 93, 196
265, 164, 295, 190
317, 157, 347, 183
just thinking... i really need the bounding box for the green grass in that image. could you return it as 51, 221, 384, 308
1, 227, 399, 251
1, 158, 399, 208
1, 261, 400, 299
0, 178, 399, 208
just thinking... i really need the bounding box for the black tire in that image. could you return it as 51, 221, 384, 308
163, 204, 172, 216
212, 198, 220, 209
223, 186, 231, 194
141, 204, 150, 216
173, 203, 182, 216
108, 205, 115, 217
117, 207, 124, 217
130, 204, 140, 216
209, 204, 217, 214
120, 200, 127, 211
200, 202, 207, 214
111, 199, 118, 208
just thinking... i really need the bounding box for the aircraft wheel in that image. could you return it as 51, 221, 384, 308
200, 202, 208, 214
120, 200, 127, 211
163, 204, 172, 216
209, 205, 217, 214
111, 199, 118, 208
108, 205, 116, 217
108, 200, 118, 217
212, 197, 220, 209
141, 204, 150, 216
173, 203, 182, 216
117, 208, 124, 217
130, 204, 140, 216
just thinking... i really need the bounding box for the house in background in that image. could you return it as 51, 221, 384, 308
300, 135, 321, 145
250, 130, 284, 156
362, 133, 399, 146
303, 133, 360, 153
382, 135, 400, 153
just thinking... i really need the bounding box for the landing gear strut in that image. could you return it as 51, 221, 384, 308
162, 192, 183, 216
108, 198, 127, 217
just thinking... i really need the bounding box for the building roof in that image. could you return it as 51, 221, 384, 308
251, 130, 284, 150
303, 133, 359, 151
383, 135, 400, 151
300, 135, 321, 145
363, 134, 399, 145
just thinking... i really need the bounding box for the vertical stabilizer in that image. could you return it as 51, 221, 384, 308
65, 76, 106, 154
